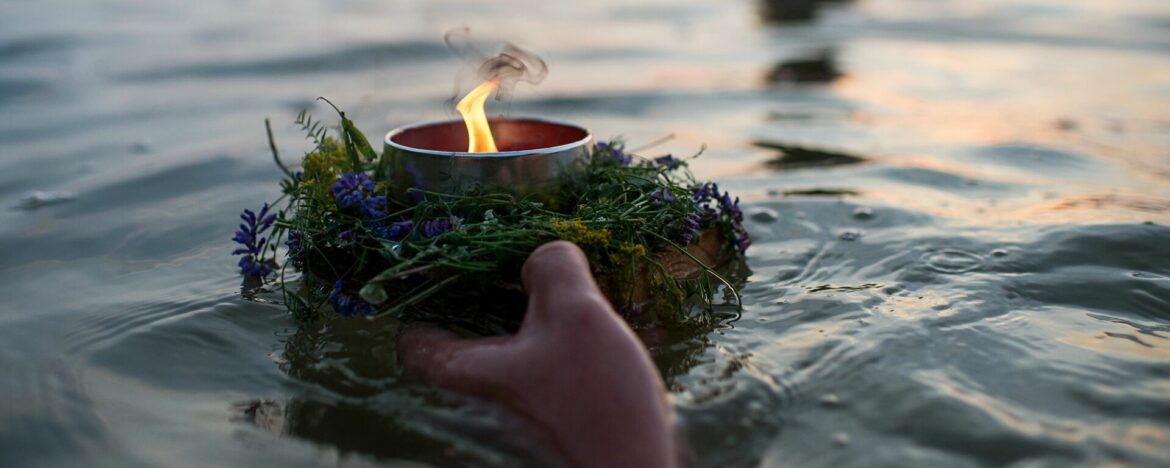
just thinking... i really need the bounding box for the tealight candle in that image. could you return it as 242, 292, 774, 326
382, 80, 592, 197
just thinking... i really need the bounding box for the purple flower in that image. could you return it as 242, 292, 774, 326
654, 154, 683, 170
373, 220, 413, 241
330, 172, 387, 219
237, 256, 271, 277
691, 183, 720, 223
732, 229, 751, 255
719, 193, 743, 224
677, 212, 701, 245
650, 188, 677, 206
361, 195, 388, 219
328, 280, 375, 316
595, 141, 631, 166
689, 182, 750, 255
337, 228, 356, 246
285, 229, 302, 256
691, 182, 718, 203
420, 218, 454, 238
231, 203, 277, 278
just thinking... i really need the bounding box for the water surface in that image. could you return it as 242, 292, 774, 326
2, 0, 1169, 466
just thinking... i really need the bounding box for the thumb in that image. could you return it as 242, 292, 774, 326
520, 241, 612, 329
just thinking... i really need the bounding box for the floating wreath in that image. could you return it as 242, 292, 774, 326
233, 102, 750, 333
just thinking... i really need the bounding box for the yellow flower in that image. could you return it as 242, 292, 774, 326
550, 219, 612, 247
300, 137, 348, 185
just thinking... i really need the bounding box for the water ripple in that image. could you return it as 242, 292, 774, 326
920, 249, 984, 274
118, 40, 449, 81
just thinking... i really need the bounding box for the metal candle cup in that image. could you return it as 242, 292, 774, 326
382, 117, 592, 197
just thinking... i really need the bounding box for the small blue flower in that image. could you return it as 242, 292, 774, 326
231, 203, 277, 278
691, 182, 718, 203
718, 192, 743, 224
595, 141, 631, 166
677, 212, 701, 245
420, 218, 454, 238
688, 182, 750, 255
372, 220, 413, 241
285, 229, 302, 256
330, 172, 387, 219
328, 280, 375, 316
654, 154, 683, 170
650, 188, 677, 206
337, 228, 356, 246
733, 229, 751, 255
237, 255, 272, 278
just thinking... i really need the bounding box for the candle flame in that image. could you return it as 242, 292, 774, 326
455, 80, 499, 153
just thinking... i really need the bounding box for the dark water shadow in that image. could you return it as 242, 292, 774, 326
758, 0, 853, 22
0, 34, 77, 62
0, 78, 55, 104
766, 50, 843, 85
756, 141, 867, 170
780, 188, 860, 197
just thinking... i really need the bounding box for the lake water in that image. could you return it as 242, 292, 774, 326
2, 0, 1169, 466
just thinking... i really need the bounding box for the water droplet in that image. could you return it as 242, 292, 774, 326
921, 249, 983, 274
14, 190, 75, 210
750, 208, 779, 223
851, 206, 874, 220
832, 432, 850, 446
838, 230, 861, 241
990, 248, 1009, 257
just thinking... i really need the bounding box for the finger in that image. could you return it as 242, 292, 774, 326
396, 322, 466, 383
397, 322, 515, 391
520, 241, 613, 326
521, 241, 598, 295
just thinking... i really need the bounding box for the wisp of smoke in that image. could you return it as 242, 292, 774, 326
444, 27, 548, 102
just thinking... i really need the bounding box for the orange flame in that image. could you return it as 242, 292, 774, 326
455, 80, 499, 153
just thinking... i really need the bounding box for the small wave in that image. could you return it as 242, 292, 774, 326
12, 190, 74, 210
118, 40, 449, 81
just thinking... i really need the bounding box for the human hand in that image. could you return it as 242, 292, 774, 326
397, 241, 683, 467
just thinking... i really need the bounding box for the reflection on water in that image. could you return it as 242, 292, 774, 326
755, 140, 867, 169
765, 50, 843, 85
758, 0, 853, 22
1, 0, 1169, 466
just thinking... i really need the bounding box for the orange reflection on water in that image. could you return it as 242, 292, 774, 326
831, 39, 1170, 154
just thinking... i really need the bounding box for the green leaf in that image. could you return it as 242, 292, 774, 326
343, 119, 378, 163
317, 97, 363, 172
359, 283, 388, 305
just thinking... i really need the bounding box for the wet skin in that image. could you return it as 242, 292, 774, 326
397, 241, 682, 467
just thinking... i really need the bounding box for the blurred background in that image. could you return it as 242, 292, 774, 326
1, 0, 1168, 466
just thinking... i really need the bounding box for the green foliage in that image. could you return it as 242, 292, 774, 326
294, 109, 329, 147
257, 102, 747, 332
